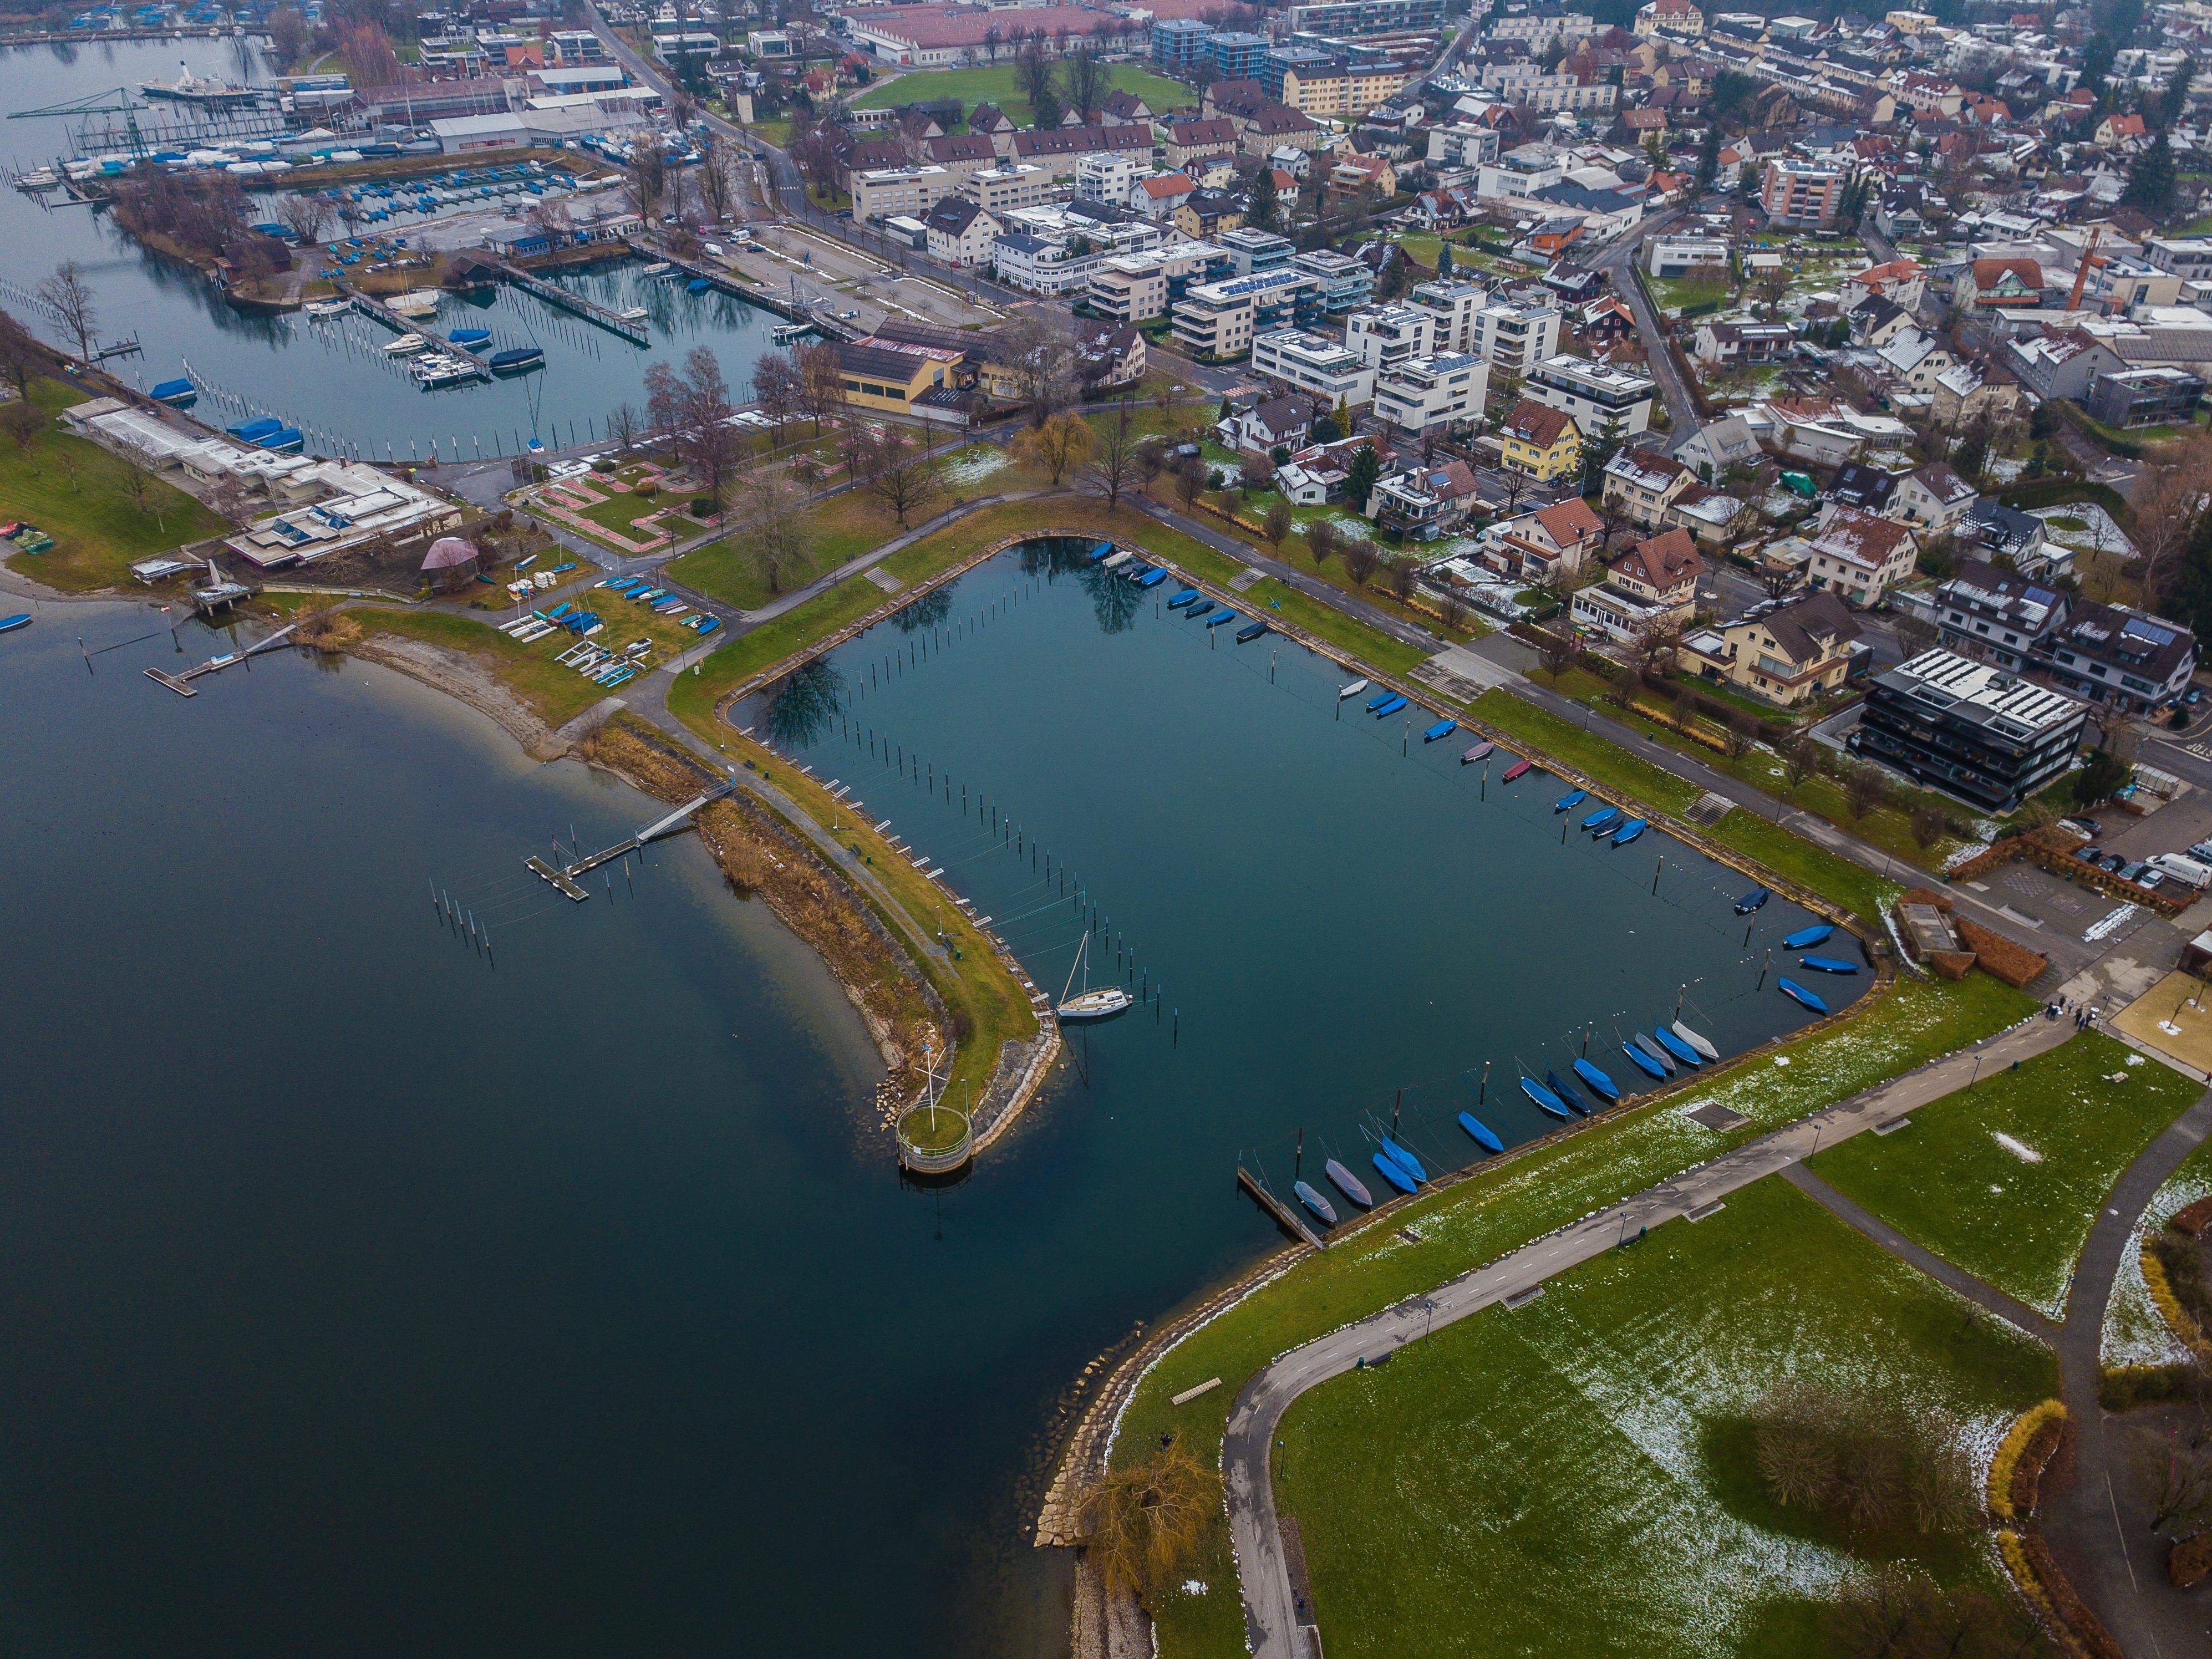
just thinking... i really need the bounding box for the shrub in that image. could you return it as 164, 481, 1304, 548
1985, 1398, 2066, 1520
2172, 1531, 2212, 1589
1747, 1379, 1976, 1538
2101, 1363, 2199, 1410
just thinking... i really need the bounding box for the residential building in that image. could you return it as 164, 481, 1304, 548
1477, 145, 1569, 203
1173, 190, 1246, 240
1840, 258, 1925, 311
1280, 59, 1413, 119
1497, 398, 1582, 481
923, 197, 1001, 267
1089, 257, 1169, 322
1132, 173, 1195, 220
1601, 446, 1697, 528
961, 166, 1054, 217
2085, 367, 2206, 428
1646, 236, 1729, 279
1371, 458, 1483, 540
1407, 278, 1488, 354
1852, 649, 2087, 811
1372, 353, 1493, 436
1962, 502, 2052, 574
1634, 0, 1704, 34
2038, 604, 2199, 714
1171, 268, 1320, 359
1346, 304, 1435, 374
1960, 258, 2046, 311
1153, 17, 1216, 69
1689, 319, 1793, 365
990, 232, 1101, 297
1671, 415, 1762, 479
1804, 505, 1916, 606
1166, 119, 1240, 171
1890, 462, 1977, 531
1220, 394, 1314, 453
852, 164, 954, 224
1524, 354, 1654, 437
1074, 154, 1139, 206
1250, 329, 1378, 404
1208, 30, 1271, 83
1474, 299, 1563, 376
1760, 156, 1845, 227
1290, 249, 1375, 314
1571, 527, 1704, 643
1932, 560, 2068, 671
2146, 238, 2212, 282
1239, 105, 1326, 156
2006, 328, 2128, 401
921, 133, 1001, 188
1009, 126, 1153, 175
1479, 496, 1606, 581
1074, 323, 1146, 391
1220, 226, 1295, 277
1284, 0, 1447, 34
842, 3, 1117, 65
1681, 591, 1863, 707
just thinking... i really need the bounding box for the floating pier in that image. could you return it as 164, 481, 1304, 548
330, 276, 494, 378
474, 254, 649, 346
631, 241, 862, 342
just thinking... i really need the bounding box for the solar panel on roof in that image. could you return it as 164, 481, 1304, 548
2122, 618, 2177, 645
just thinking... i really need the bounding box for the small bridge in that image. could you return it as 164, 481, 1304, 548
526, 779, 736, 899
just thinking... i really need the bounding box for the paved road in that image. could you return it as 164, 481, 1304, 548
1585, 205, 1700, 442
1223, 1012, 2078, 1659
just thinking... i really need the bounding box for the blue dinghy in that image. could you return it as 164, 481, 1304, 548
150, 376, 196, 405
1735, 887, 1771, 914
227, 415, 283, 442
1424, 718, 1458, 742
1519, 1076, 1572, 1120
1294, 1180, 1338, 1226
1546, 1068, 1590, 1115
0, 612, 30, 634
1652, 1028, 1702, 1066
1372, 693, 1407, 717
1555, 788, 1587, 812
1782, 924, 1834, 949
1573, 1057, 1620, 1101
1136, 568, 1167, 588
1582, 805, 1621, 833
1235, 620, 1268, 643
1381, 1136, 1427, 1183
1800, 955, 1860, 974
1611, 817, 1648, 846
1326, 1158, 1373, 1208
1621, 1042, 1667, 1081
1204, 608, 1238, 628
1778, 978, 1829, 1013
1372, 1152, 1417, 1194
1366, 690, 1396, 712
1458, 1111, 1503, 1152
1167, 588, 1202, 609
448, 327, 492, 346
1121, 562, 1153, 583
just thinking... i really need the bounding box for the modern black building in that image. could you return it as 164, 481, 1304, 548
1852, 649, 2088, 811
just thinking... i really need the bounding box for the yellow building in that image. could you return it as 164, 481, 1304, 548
1280, 61, 1412, 120
835, 338, 964, 414
1497, 398, 1582, 482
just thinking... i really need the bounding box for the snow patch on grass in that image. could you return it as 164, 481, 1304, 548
941, 448, 1009, 487
2104, 1159, 2212, 1368
1993, 1132, 2043, 1163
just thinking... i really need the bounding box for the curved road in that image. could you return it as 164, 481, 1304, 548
1222, 1012, 2077, 1659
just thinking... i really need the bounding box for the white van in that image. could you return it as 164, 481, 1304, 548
2150, 852, 2212, 889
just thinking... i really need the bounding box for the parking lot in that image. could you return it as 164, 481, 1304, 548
725, 224, 1007, 335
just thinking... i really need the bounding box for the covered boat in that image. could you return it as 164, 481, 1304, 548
1621, 1042, 1667, 1080
1573, 1057, 1620, 1101
1582, 805, 1621, 833
1294, 1180, 1338, 1226
1519, 1076, 1571, 1119
150, 376, 196, 406
1782, 924, 1834, 949
1380, 1136, 1427, 1183
1458, 1111, 1503, 1152
1371, 1153, 1417, 1195
1554, 788, 1587, 813
1423, 718, 1457, 742
1372, 693, 1407, 717
1611, 817, 1647, 846
1652, 1028, 1701, 1066
1462, 741, 1494, 765
1502, 757, 1532, 781
1734, 887, 1771, 914
1326, 1158, 1373, 1208
1778, 978, 1829, 1013
1799, 955, 1860, 974
1671, 1021, 1718, 1061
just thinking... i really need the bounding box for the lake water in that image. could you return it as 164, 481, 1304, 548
2, 554, 1838, 1655
0, 39, 784, 457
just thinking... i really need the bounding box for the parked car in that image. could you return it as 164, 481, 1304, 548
2189, 839, 2212, 864
2060, 818, 2101, 839
2104, 852, 2128, 872
2120, 860, 2157, 885
2150, 852, 2212, 889
2189, 686, 2203, 707
2080, 845, 2106, 865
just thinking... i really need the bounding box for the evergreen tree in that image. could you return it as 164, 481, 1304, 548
1333, 393, 1353, 435
1218, 394, 1234, 421
2174, 513, 2212, 638
1345, 442, 1381, 509
2166, 54, 2197, 127
1248, 166, 1278, 232
1695, 123, 1721, 192
2124, 129, 2178, 213
1436, 241, 1454, 277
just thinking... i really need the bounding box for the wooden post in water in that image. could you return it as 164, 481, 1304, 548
1480, 1059, 1490, 1103
1652, 854, 1661, 894
1758, 949, 1772, 990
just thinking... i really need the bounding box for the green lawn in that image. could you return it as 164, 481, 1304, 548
1273, 1177, 2054, 1659
665, 490, 898, 612
1809, 1032, 2201, 1317
1126, 969, 2038, 1656
1649, 274, 1733, 313
848, 62, 1192, 127
1, 378, 230, 591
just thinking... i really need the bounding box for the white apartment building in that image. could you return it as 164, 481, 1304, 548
1089, 257, 1169, 322
1171, 268, 1319, 360
1373, 352, 1491, 435
962, 165, 1056, 216
1426, 123, 1502, 167
1477, 145, 1567, 202
1646, 236, 1730, 278
1476, 299, 1563, 376
1486, 9, 1595, 44
1346, 304, 1435, 374
1250, 329, 1377, 404
1523, 353, 1655, 437
1407, 278, 1488, 354
991, 232, 1102, 297
852, 164, 954, 224
1074, 152, 1140, 205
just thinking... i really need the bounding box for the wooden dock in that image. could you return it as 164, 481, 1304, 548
528, 781, 736, 900
482, 255, 649, 346
143, 666, 197, 697
632, 241, 862, 343
330, 278, 494, 378
1238, 1166, 1326, 1250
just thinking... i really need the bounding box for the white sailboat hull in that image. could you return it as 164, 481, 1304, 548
1057, 989, 1133, 1021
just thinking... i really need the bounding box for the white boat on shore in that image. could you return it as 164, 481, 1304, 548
642, 260, 673, 276
618, 306, 649, 321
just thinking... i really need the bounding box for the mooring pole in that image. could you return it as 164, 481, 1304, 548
1480, 1058, 1489, 1103
1758, 949, 1772, 990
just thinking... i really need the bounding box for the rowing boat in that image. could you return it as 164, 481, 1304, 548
1458, 1111, 1503, 1152
1462, 741, 1494, 765
1799, 954, 1860, 974
1502, 757, 1532, 781
1372, 693, 1407, 717
1582, 805, 1621, 833
1554, 788, 1586, 813
1734, 887, 1771, 914
1423, 718, 1457, 742
1778, 977, 1829, 1013
1338, 677, 1369, 699
1782, 924, 1834, 949
1611, 817, 1647, 846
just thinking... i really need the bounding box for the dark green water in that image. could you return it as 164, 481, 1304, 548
0, 585, 1836, 1651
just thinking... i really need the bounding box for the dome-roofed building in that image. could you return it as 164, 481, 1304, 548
421, 535, 480, 592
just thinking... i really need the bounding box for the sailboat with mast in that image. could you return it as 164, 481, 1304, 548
1055, 934, 1133, 1022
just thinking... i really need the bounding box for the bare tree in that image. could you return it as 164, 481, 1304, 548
1725, 711, 1757, 760
277, 192, 333, 248
996, 309, 1079, 425
606, 400, 641, 457
626, 147, 668, 223
865, 427, 943, 528
1306, 519, 1338, 569
1132, 435, 1168, 492
2130, 433, 2212, 612
1080, 416, 1138, 511
1538, 626, 1577, 685
38, 261, 96, 364
1845, 762, 1890, 821
796, 342, 846, 437
1438, 587, 1468, 632
732, 467, 811, 594
1385, 553, 1418, 603
1782, 735, 1821, 796
1, 399, 40, 450
1013, 412, 1094, 485
1631, 611, 1684, 671
751, 351, 802, 434
1263, 500, 1293, 552
0, 309, 41, 400
1172, 455, 1208, 512
1343, 538, 1381, 586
